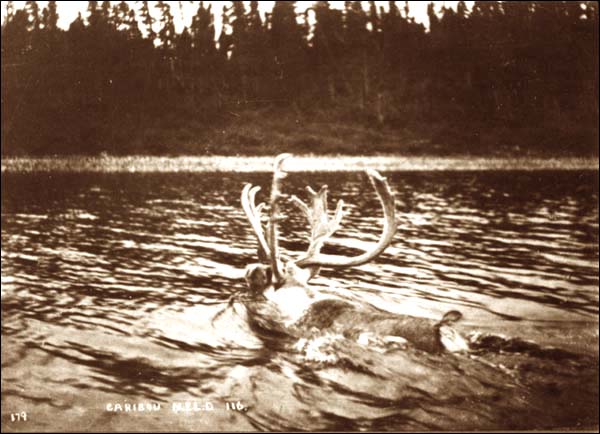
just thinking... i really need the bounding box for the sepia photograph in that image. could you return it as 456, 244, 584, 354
1, 0, 598, 432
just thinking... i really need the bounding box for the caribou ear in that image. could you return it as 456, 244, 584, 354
244, 264, 272, 295
438, 310, 462, 326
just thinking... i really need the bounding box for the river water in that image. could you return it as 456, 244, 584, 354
1, 169, 598, 431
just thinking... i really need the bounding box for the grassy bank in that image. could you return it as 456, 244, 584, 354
2, 155, 598, 173
3, 108, 598, 159
197, 109, 598, 158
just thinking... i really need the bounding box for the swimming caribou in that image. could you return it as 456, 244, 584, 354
240, 154, 468, 354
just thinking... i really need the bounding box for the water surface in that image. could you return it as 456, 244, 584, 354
1, 169, 598, 431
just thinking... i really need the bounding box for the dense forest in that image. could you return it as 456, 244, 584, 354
1, 1, 598, 156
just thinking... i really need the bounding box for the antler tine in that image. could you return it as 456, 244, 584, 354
290, 194, 311, 221
295, 169, 397, 269
241, 183, 270, 263
268, 153, 291, 287
290, 184, 345, 266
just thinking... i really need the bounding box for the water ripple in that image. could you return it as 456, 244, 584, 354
1, 170, 598, 431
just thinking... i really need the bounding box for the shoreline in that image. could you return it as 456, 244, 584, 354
2, 155, 598, 173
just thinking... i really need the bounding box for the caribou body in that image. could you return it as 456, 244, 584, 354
240, 154, 468, 354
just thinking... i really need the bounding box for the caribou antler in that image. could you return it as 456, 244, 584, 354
242, 155, 397, 290
290, 185, 345, 265
293, 169, 397, 269
241, 183, 270, 263
267, 153, 291, 287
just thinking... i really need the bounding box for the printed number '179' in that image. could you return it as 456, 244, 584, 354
10, 412, 27, 422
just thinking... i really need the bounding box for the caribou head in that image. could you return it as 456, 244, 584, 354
240, 154, 468, 353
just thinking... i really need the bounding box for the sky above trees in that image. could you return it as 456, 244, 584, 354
1, 1, 473, 37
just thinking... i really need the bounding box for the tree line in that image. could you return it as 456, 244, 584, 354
1, 1, 598, 155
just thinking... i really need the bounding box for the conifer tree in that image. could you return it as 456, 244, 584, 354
344, 1, 370, 108
156, 1, 175, 49
137, 1, 155, 41
42, 1, 58, 31
25, 1, 40, 31
269, 1, 308, 102
190, 1, 219, 109
312, 1, 344, 103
